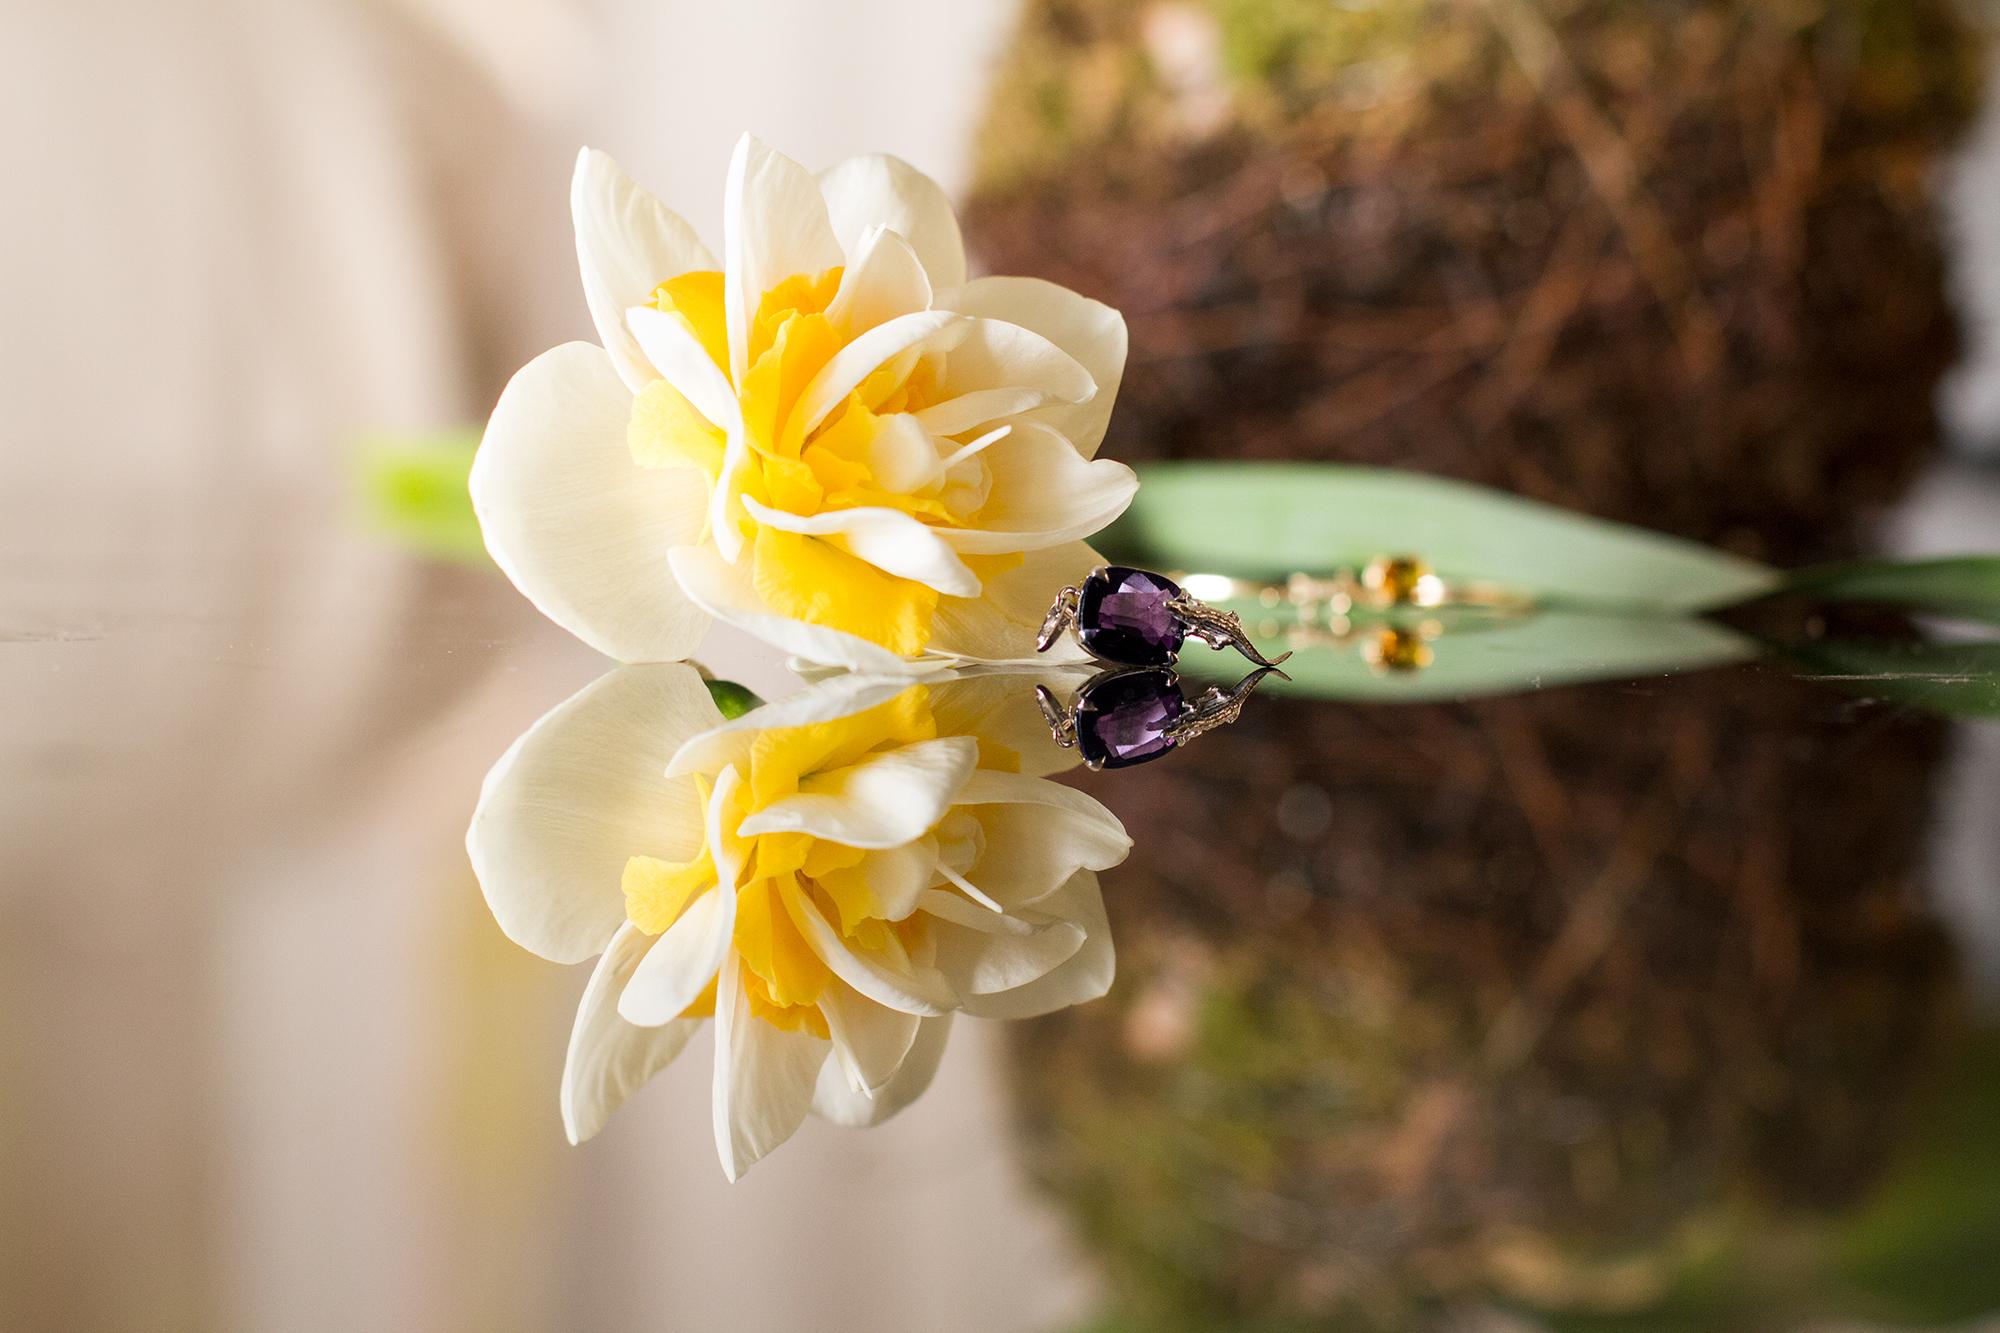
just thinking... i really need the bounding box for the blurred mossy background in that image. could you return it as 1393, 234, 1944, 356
967, 1, 1999, 1328
968, 0, 1983, 565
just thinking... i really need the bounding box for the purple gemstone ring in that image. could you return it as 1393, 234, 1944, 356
1034, 665, 1284, 770
1036, 565, 1292, 670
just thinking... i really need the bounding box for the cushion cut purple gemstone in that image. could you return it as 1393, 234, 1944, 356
1076, 566, 1185, 666
1075, 669, 1186, 769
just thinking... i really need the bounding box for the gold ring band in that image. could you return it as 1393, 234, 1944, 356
1169, 556, 1535, 618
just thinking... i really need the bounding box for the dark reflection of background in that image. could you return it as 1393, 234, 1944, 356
1014, 670, 1978, 1329
964, 2, 2000, 1328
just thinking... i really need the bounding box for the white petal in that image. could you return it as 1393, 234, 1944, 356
958, 872, 1114, 1019
786, 888, 959, 1016
928, 541, 1103, 665
703, 763, 753, 897
825, 225, 933, 336
723, 134, 845, 383
708, 428, 754, 564
936, 422, 1013, 473
846, 840, 938, 922
470, 342, 711, 663
812, 1014, 953, 1128
572, 148, 717, 392
819, 980, 921, 1094
936, 276, 1128, 456
625, 306, 742, 433
667, 543, 918, 673
817, 153, 967, 289
940, 421, 1138, 553
923, 669, 1086, 777
912, 317, 1095, 437
711, 960, 830, 1181
793, 309, 965, 438
667, 673, 917, 778
921, 889, 1085, 996
616, 884, 736, 1027
948, 769, 1131, 909
560, 921, 699, 1144
466, 665, 717, 964
737, 736, 979, 847
918, 888, 1043, 935
739, 495, 980, 597
913, 388, 1050, 439
857, 412, 947, 494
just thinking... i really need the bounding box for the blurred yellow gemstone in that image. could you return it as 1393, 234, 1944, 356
1365, 555, 1433, 605
1366, 626, 1434, 673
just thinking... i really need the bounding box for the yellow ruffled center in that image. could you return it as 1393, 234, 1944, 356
621, 687, 941, 1037
626, 269, 1019, 656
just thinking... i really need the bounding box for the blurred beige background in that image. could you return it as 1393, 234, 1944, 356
0, 2, 1100, 1331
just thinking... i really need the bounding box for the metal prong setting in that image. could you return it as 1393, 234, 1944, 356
1037, 585, 1081, 653
1034, 683, 1078, 750
1035, 680, 1103, 770
1161, 666, 1286, 746
1166, 593, 1294, 669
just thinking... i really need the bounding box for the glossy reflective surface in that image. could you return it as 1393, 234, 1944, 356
1029, 648, 1999, 1330
6, 473, 2000, 1333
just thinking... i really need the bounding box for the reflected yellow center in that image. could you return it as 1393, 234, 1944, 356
621, 686, 940, 1036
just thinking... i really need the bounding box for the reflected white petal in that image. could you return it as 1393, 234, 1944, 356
959, 872, 1115, 1020
921, 887, 1086, 996
950, 769, 1132, 909
561, 921, 699, 1143
812, 1014, 954, 1128
786, 889, 958, 1016
667, 673, 918, 779
466, 665, 716, 964
737, 736, 979, 847
616, 885, 736, 1027
711, 958, 830, 1181
820, 980, 921, 1094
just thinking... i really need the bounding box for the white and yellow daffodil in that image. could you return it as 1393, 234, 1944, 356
466, 664, 1130, 1178
471, 134, 1137, 670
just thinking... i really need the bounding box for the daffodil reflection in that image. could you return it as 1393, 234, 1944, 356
470, 134, 1137, 670
467, 666, 1130, 1178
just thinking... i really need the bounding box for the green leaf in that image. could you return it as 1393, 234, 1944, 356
1174, 609, 1758, 701
353, 430, 485, 565
1826, 1030, 2000, 1323
1103, 463, 1780, 613
703, 678, 763, 719
1783, 638, 2000, 718
1781, 555, 2000, 626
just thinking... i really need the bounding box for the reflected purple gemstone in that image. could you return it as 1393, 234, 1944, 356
1075, 669, 1186, 769
1076, 566, 1185, 666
